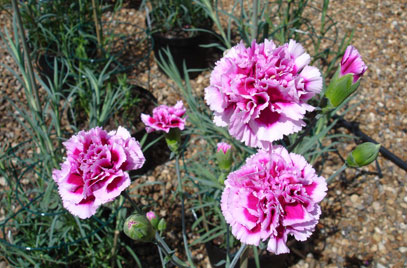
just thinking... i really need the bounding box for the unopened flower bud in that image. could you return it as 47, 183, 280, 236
123, 214, 155, 242
157, 218, 167, 232
340, 45, 367, 83
216, 142, 232, 172
165, 128, 181, 153
346, 142, 380, 168
146, 211, 159, 229
325, 45, 367, 108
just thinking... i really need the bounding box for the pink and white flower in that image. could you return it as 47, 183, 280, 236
221, 146, 327, 254
205, 39, 322, 148
53, 127, 145, 219
141, 101, 187, 133
340, 45, 367, 83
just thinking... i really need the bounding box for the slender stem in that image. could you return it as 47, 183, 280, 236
157, 244, 166, 268
197, 194, 209, 232
91, 0, 102, 52
175, 155, 196, 267
121, 190, 142, 214
251, 0, 258, 41
240, 244, 249, 268
288, 115, 317, 152
154, 232, 189, 268
226, 224, 230, 266
229, 243, 248, 268
252, 246, 260, 268
110, 196, 123, 268
327, 163, 346, 183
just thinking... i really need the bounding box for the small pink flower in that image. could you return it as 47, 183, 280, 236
340, 45, 367, 83
141, 101, 187, 133
217, 142, 231, 154
53, 127, 145, 219
205, 40, 322, 148
221, 146, 327, 254
146, 211, 156, 221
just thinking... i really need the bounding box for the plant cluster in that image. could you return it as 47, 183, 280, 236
0, 0, 381, 267
148, 0, 209, 37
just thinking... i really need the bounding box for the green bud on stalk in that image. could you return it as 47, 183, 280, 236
346, 142, 381, 168
157, 218, 167, 232
325, 71, 359, 108
165, 128, 181, 153
123, 214, 155, 242
216, 142, 232, 172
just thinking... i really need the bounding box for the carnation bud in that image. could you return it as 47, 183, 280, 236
165, 128, 181, 153
157, 218, 167, 232
123, 214, 155, 242
325, 45, 366, 108
216, 142, 232, 172
146, 211, 159, 229
346, 142, 380, 168
340, 45, 367, 83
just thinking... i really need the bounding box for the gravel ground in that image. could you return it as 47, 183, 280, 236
1, 1, 407, 267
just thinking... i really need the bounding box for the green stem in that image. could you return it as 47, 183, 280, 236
110, 196, 123, 268
327, 163, 346, 183
240, 243, 249, 268
175, 154, 196, 267
157, 244, 166, 268
229, 243, 247, 268
91, 0, 103, 52
251, 0, 258, 41
154, 232, 189, 268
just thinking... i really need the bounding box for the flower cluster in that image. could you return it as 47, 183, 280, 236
205, 39, 322, 148
141, 101, 187, 133
221, 146, 327, 254
53, 127, 145, 219
205, 39, 365, 255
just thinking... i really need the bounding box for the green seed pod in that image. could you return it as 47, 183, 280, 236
165, 128, 181, 153
346, 142, 381, 168
123, 214, 155, 242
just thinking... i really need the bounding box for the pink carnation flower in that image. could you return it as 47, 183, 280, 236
141, 101, 187, 133
340, 45, 367, 83
53, 127, 145, 219
205, 40, 322, 148
221, 146, 327, 254
217, 142, 232, 154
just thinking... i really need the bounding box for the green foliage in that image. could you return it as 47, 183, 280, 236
20, 0, 96, 54
198, 0, 353, 78
148, 0, 209, 36
0, 9, 141, 266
